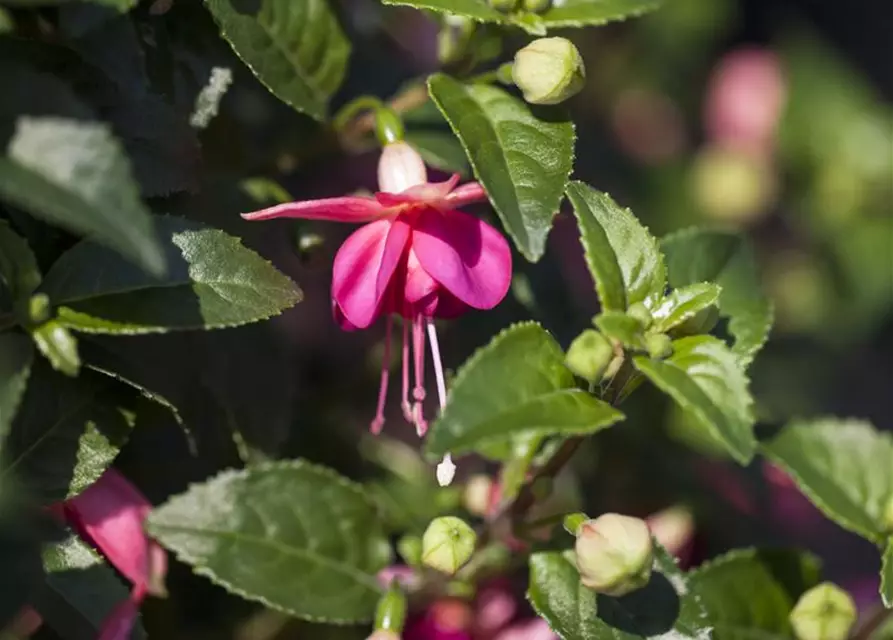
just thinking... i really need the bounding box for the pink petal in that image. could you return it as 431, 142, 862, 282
241, 196, 384, 222
375, 175, 460, 207
444, 182, 488, 208
98, 596, 140, 640
404, 251, 470, 319
332, 218, 411, 329
411, 208, 512, 310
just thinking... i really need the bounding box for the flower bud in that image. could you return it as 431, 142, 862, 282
28, 293, 51, 325
463, 474, 494, 517
574, 513, 653, 597
489, 0, 519, 12
565, 330, 613, 383
421, 516, 477, 575
512, 38, 585, 106
377, 141, 428, 194
626, 302, 652, 329
789, 583, 856, 640
645, 333, 673, 360
523, 0, 552, 13
375, 582, 407, 633
374, 108, 405, 146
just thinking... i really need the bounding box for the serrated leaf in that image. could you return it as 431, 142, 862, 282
0, 333, 33, 443
882, 539, 893, 608
595, 311, 647, 350
405, 130, 470, 176
0, 117, 165, 276
634, 336, 756, 464
204, 0, 350, 121
36, 534, 146, 640
528, 545, 710, 640
428, 74, 575, 262
651, 283, 722, 334
381, 0, 506, 26
567, 182, 666, 311
0, 361, 135, 504
661, 229, 771, 364
425, 322, 623, 459
31, 320, 80, 377
148, 461, 387, 623
40, 216, 302, 334
539, 0, 662, 28
689, 548, 821, 640
762, 418, 893, 544
0, 220, 41, 306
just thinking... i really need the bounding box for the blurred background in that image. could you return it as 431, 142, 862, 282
19, 0, 889, 637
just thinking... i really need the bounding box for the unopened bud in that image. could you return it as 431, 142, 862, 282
574, 513, 653, 597
28, 293, 51, 325
512, 37, 585, 106
565, 330, 613, 382
421, 516, 477, 575
645, 333, 673, 360
523, 0, 552, 13
375, 582, 407, 633
489, 0, 519, 12
397, 535, 422, 567
627, 302, 652, 329
378, 141, 427, 194
463, 475, 494, 517
789, 583, 856, 640
672, 305, 720, 337
374, 108, 406, 147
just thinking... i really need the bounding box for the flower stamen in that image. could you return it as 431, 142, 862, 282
412, 315, 428, 436
401, 319, 413, 423
370, 316, 393, 435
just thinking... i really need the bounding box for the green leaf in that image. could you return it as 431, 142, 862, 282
0, 117, 165, 276
36, 534, 146, 640
0, 0, 136, 8
0, 361, 135, 504
40, 216, 302, 334
595, 311, 647, 350
661, 228, 772, 364
634, 336, 756, 464
539, 0, 662, 28
381, 0, 508, 27
0, 220, 41, 306
204, 0, 350, 121
148, 461, 387, 623
0, 334, 33, 443
528, 545, 710, 640
651, 283, 722, 334
31, 320, 80, 377
0, 8, 12, 33
428, 74, 575, 262
566, 182, 666, 311
425, 322, 623, 459
405, 130, 470, 177
882, 538, 893, 608
689, 548, 821, 640
762, 418, 893, 544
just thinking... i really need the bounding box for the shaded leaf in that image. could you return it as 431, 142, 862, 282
0, 117, 164, 275
762, 418, 893, 544
651, 283, 721, 334
539, 0, 662, 28
204, 0, 350, 121
148, 461, 387, 623
428, 74, 575, 262
662, 228, 772, 364
405, 130, 470, 176
31, 320, 80, 377
0, 333, 33, 442
567, 182, 666, 311
40, 216, 301, 334
425, 322, 623, 459
689, 548, 821, 640
634, 336, 756, 464
0, 220, 41, 306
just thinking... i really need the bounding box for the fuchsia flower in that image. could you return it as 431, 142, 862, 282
243, 142, 512, 481
59, 468, 167, 640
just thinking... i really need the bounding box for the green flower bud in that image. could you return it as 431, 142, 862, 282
512, 37, 585, 106
789, 583, 856, 640
374, 107, 405, 146
421, 516, 477, 575
574, 513, 653, 597
489, 0, 519, 12
672, 305, 720, 337
523, 0, 552, 13
627, 302, 652, 329
374, 582, 407, 633
28, 293, 51, 325
563, 512, 588, 535
565, 330, 614, 383
397, 534, 422, 567
645, 333, 673, 360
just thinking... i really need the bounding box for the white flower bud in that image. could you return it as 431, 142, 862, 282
789, 583, 856, 640
377, 142, 428, 194
512, 38, 586, 106
574, 513, 653, 597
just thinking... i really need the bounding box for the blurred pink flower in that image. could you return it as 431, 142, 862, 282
243, 142, 512, 443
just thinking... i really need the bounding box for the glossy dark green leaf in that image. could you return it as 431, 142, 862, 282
148, 461, 388, 623
689, 548, 821, 640
428, 74, 575, 262
36, 534, 146, 640
539, 0, 662, 28
634, 336, 756, 464
882, 538, 893, 608
40, 216, 301, 334
661, 228, 771, 364
0, 361, 134, 504
204, 0, 350, 121
567, 182, 666, 311
595, 311, 647, 350
528, 545, 710, 640
405, 130, 470, 176
0, 220, 41, 306
31, 320, 81, 377
0, 117, 164, 276
0, 333, 33, 443
651, 283, 722, 334
425, 322, 623, 459
762, 418, 893, 544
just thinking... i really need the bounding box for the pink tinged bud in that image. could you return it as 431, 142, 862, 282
63, 469, 167, 597
646, 506, 694, 566
378, 142, 428, 194
574, 513, 654, 597
98, 593, 141, 640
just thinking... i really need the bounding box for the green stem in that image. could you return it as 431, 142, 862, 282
331, 95, 385, 133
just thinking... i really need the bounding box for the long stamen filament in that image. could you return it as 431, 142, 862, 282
370, 316, 393, 434
401, 319, 412, 423
428, 319, 456, 487
412, 315, 428, 436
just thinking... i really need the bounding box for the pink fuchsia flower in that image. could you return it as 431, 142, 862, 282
242, 141, 512, 481
59, 468, 167, 640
